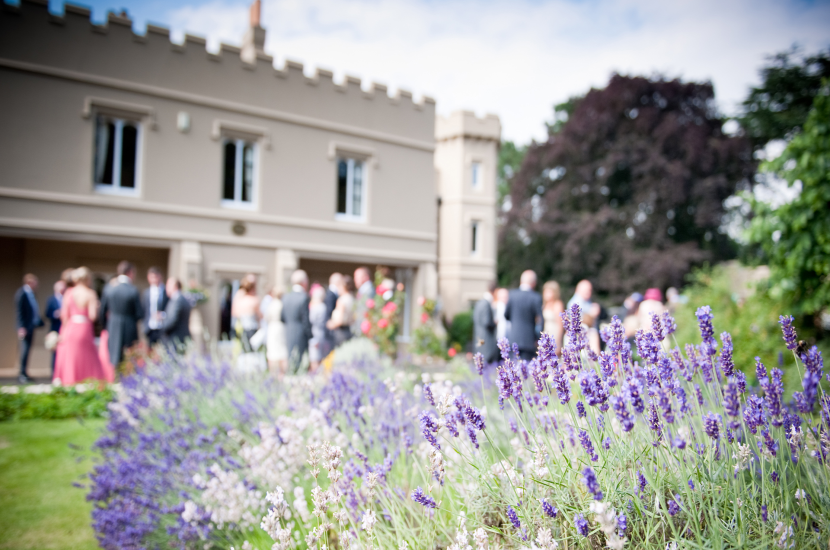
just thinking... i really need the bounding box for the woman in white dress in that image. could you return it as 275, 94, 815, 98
264, 288, 287, 376
542, 280, 564, 350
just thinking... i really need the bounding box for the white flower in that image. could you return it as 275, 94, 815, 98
473, 527, 488, 550
399, 542, 409, 550
794, 489, 807, 501
361, 510, 377, 534
181, 500, 198, 523
732, 444, 751, 474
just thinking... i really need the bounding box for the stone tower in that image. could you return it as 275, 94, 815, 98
434, 111, 501, 319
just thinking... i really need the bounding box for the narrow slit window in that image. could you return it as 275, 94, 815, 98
335, 157, 366, 221
93, 115, 140, 193
471, 161, 483, 189
221, 138, 256, 206
471, 220, 481, 254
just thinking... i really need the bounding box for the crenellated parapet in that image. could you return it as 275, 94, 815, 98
0, 0, 436, 142
435, 110, 501, 143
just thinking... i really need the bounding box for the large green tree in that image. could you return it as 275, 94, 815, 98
746, 83, 830, 316
499, 74, 754, 301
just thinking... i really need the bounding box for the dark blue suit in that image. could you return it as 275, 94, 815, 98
504, 288, 543, 360
15, 285, 44, 378
45, 294, 62, 375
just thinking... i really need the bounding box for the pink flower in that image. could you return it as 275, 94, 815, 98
361, 320, 371, 335
382, 302, 397, 315
418, 296, 426, 306
448, 348, 457, 358
376, 285, 387, 296
365, 298, 375, 309
421, 312, 429, 324
378, 318, 389, 329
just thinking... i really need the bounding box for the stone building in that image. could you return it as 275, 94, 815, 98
0, 0, 500, 377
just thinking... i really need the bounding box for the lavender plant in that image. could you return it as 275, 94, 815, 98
89, 307, 829, 549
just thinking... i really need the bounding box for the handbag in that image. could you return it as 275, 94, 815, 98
44, 330, 60, 351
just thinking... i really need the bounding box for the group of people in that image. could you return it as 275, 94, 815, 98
14, 261, 191, 385
473, 269, 675, 363
229, 266, 378, 376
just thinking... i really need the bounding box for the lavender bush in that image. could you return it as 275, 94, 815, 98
89, 308, 829, 549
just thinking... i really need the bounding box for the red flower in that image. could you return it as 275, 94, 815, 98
361, 319, 371, 335
378, 318, 389, 329
365, 298, 375, 309
421, 312, 429, 324
382, 302, 397, 315
448, 348, 457, 358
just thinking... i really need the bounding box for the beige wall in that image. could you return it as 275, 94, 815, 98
435, 111, 500, 318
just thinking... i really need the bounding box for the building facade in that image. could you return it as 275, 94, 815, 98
0, 0, 499, 376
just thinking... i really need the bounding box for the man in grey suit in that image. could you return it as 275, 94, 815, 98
504, 270, 543, 361
141, 267, 168, 348
473, 281, 499, 364
280, 269, 312, 373
100, 261, 143, 366
161, 277, 191, 352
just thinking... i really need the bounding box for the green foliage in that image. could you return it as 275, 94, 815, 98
497, 140, 526, 203
545, 95, 582, 135
0, 386, 113, 422
0, 418, 103, 549
410, 298, 446, 357
738, 48, 830, 149
447, 310, 474, 350
745, 82, 830, 316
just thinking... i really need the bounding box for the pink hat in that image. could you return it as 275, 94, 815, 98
644, 288, 663, 302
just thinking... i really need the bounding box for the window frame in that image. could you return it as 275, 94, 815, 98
471, 161, 483, 190
220, 136, 259, 211
92, 113, 143, 197
335, 156, 368, 223
471, 219, 482, 255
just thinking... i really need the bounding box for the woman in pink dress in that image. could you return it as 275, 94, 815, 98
53, 267, 108, 386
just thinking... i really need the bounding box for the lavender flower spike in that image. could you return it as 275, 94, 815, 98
411, 487, 437, 509
578, 429, 599, 462
541, 499, 558, 518
506, 505, 521, 529
574, 513, 589, 537
703, 412, 720, 440
779, 315, 797, 350
582, 467, 603, 500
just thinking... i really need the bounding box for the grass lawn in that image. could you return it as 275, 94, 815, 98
0, 419, 103, 550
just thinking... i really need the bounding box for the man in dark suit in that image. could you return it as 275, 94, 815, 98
44, 279, 67, 376
473, 281, 499, 364
504, 270, 543, 361
161, 277, 191, 351
100, 261, 143, 367
281, 269, 312, 373
14, 273, 44, 383
324, 272, 341, 348
141, 267, 168, 348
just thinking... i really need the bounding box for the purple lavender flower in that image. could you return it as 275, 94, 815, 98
542, 499, 558, 518
617, 513, 627, 536
779, 315, 797, 350
821, 395, 830, 432
723, 379, 740, 429
761, 428, 778, 458
419, 411, 441, 450
755, 357, 767, 381
576, 401, 586, 418
761, 504, 768, 522
498, 338, 511, 361
667, 498, 681, 516
636, 470, 647, 494
636, 329, 661, 365
538, 332, 556, 364
466, 424, 479, 449
695, 384, 704, 406
696, 306, 717, 356
625, 377, 645, 414
719, 332, 735, 377
651, 312, 664, 341
411, 487, 437, 508
765, 368, 785, 426
582, 467, 603, 500
658, 387, 674, 424
464, 403, 486, 432
662, 311, 677, 339
673, 437, 686, 449
657, 355, 675, 384
609, 315, 625, 356
599, 351, 617, 387
611, 395, 634, 432
688, 480, 695, 491
474, 353, 485, 375
423, 383, 435, 406
496, 366, 512, 410
703, 412, 720, 440
674, 385, 690, 415
770, 471, 779, 483
794, 370, 821, 414
802, 346, 823, 375
580, 369, 610, 409
743, 395, 766, 434
620, 341, 632, 370
507, 505, 521, 530
698, 349, 714, 384
578, 429, 598, 462
567, 304, 587, 351
552, 366, 571, 405
735, 371, 746, 394
574, 513, 589, 537
647, 399, 662, 443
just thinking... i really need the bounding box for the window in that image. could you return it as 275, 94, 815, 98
94, 115, 140, 193
336, 157, 365, 220
471, 161, 483, 189
471, 220, 481, 254
222, 138, 256, 206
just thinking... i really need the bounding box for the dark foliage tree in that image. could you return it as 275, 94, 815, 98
738, 48, 830, 151
499, 74, 755, 302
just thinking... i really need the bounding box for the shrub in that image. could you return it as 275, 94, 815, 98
448, 310, 474, 351
0, 385, 113, 422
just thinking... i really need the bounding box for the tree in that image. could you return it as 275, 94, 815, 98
738, 48, 830, 151
745, 82, 830, 317
499, 74, 754, 301
497, 140, 527, 205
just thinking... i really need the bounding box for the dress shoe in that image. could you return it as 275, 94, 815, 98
18, 374, 33, 384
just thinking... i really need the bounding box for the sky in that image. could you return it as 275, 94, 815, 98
44, 0, 830, 143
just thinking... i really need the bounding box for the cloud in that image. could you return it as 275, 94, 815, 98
162, 0, 830, 143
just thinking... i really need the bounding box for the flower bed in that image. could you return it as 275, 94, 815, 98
88, 307, 828, 549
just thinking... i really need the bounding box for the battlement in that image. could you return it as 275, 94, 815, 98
0, 0, 436, 141
435, 110, 501, 142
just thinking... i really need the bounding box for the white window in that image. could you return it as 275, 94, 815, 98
471, 220, 481, 254
93, 115, 141, 194
471, 161, 483, 189
222, 138, 256, 208
336, 157, 365, 221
